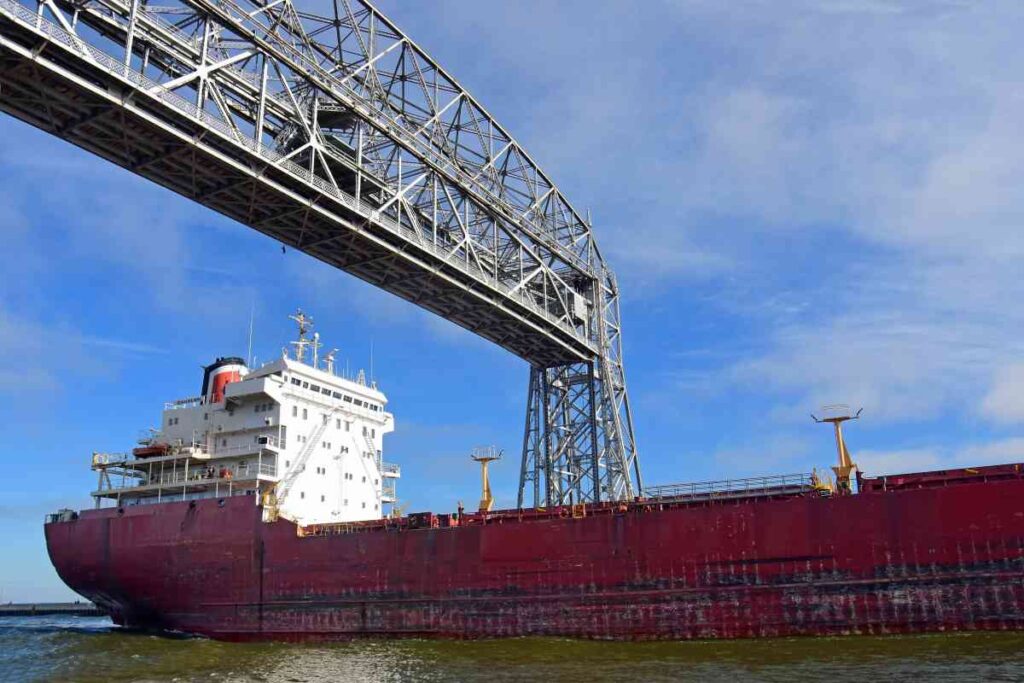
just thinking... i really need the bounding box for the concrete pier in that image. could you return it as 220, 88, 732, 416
0, 602, 104, 617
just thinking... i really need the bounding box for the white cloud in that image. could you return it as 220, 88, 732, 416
855, 447, 940, 476
857, 437, 1024, 476
0, 305, 104, 398
981, 364, 1024, 424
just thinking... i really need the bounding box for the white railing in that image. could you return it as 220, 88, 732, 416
645, 473, 813, 500
209, 436, 283, 458
165, 395, 205, 410
91, 452, 129, 467
95, 460, 278, 493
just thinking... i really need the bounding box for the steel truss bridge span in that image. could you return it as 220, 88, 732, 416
0, 0, 642, 505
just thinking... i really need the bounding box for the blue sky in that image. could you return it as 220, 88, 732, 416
3, 0, 1024, 601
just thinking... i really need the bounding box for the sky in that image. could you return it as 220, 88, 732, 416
2, 0, 1024, 601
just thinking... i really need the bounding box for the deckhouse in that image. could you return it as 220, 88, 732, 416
90, 310, 399, 524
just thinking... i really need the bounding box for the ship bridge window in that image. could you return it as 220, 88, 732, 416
332, 391, 342, 399
291, 378, 300, 386
354, 399, 364, 407
302, 408, 308, 420
343, 396, 352, 403
292, 406, 298, 417
310, 384, 321, 393
301, 382, 309, 389
336, 419, 341, 429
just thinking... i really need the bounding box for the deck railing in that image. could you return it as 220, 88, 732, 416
645, 473, 814, 500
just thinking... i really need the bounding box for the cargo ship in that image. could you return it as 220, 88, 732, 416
45, 311, 1024, 641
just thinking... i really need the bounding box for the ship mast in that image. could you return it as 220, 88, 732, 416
288, 309, 313, 363
812, 405, 862, 495
471, 446, 502, 512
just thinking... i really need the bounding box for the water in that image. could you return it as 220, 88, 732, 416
4, 616, 1024, 682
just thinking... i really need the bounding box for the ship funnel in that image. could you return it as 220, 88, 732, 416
812, 404, 862, 495
201, 357, 247, 404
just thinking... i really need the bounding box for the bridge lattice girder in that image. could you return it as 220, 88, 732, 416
0, 0, 641, 503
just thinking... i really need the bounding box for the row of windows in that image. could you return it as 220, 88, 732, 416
282, 458, 376, 487
167, 416, 180, 426
287, 376, 382, 412
253, 402, 274, 413
296, 493, 378, 510
287, 406, 378, 443
338, 472, 376, 485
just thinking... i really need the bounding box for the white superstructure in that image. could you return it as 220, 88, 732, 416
90, 310, 399, 525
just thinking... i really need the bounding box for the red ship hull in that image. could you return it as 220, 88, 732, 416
45, 466, 1024, 641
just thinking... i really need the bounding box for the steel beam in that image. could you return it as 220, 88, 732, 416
0, 0, 643, 503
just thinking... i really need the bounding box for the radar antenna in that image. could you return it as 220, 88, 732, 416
812, 405, 863, 495
323, 348, 339, 375
471, 446, 502, 512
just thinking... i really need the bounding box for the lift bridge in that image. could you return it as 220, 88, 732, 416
0, 0, 642, 506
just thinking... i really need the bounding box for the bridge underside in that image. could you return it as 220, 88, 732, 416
0, 14, 588, 368
0, 0, 642, 505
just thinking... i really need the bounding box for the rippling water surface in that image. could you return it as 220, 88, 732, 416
5, 615, 1024, 682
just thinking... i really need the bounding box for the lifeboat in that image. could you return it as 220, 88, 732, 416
131, 443, 169, 458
